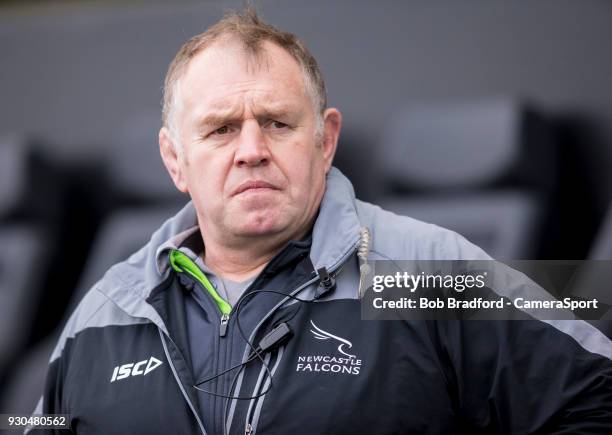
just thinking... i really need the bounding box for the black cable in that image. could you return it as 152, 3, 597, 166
192, 287, 318, 429
192, 289, 276, 400
192, 373, 273, 399
194, 353, 258, 386
232, 288, 316, 386
193, 288, 316, 394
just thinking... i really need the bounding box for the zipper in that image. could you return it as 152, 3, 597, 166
220, 313, 230, 337
171, 251, 231, 434
243, 352, 272, 433
215, 315, 230, 434
244, 346, 285, 434
245, 423, 253, 435
170, 249, 237, 434
158, 328, 207, 435
170, 250, 234, 340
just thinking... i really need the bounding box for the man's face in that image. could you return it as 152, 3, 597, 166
160, 40, 341, 248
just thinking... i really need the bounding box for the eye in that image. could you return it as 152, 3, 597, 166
214, 125, 230, 135
265, 120, 289, 130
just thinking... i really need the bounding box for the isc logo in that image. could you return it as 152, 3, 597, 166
110, 356, 163, 383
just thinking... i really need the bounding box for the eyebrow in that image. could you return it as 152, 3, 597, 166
197, 102, 300, 129
197, 105, 242, 129
198, 112, 240, 129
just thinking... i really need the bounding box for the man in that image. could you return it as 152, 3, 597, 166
30, 8, 612, 435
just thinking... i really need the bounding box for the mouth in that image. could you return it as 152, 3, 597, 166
233, 180, 279, 196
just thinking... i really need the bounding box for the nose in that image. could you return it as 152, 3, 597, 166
234, 120, 271, 168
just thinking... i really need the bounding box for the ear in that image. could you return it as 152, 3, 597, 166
159, 127, 188, 193
321, 108, 342, 173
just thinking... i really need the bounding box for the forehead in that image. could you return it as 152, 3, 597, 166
177, 39, 308, 118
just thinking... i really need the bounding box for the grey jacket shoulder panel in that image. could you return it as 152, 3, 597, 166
48, 202, 200, 364
353, 199, 612, 361
309, 169, 361, 271
49, 285, 150, 363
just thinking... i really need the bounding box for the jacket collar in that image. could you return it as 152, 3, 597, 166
97, 167, 361, 326
310, 168, 361, 271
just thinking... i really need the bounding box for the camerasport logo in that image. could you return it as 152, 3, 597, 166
110, 356, 163, 383
295, 320, 362, 376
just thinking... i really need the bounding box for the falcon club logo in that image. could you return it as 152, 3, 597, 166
295, 320, 362, 376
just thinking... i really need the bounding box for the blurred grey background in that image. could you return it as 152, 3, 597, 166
1, 0, 612, 414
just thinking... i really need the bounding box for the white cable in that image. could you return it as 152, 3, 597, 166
357, 227, 371, 299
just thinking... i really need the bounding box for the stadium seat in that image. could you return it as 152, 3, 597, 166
382, 192, 543, 260
378, 99, 555, 259
588, 204, 612, 260
0, 226, 48, 383
0, 134, 28, 218
69, 204, 187, 307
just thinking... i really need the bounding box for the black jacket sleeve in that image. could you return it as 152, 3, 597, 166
433, 318, 612, 434
25, 348, 72, 435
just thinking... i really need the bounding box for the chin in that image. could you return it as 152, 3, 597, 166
235, 215, 287, 237
236, 226, 286, 239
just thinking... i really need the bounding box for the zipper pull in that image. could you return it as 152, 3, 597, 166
219, 313, 230, 337
245, 423, 253, 435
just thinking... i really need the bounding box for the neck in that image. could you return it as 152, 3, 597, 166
201, 227, 310, 282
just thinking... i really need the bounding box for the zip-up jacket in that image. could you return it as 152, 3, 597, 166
30, 168, 612, 434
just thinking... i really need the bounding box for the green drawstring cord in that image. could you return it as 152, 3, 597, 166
169, 250, 232, 315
